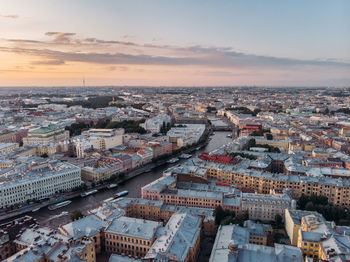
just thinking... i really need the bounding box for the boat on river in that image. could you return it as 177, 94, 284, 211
48, 200, 72, 211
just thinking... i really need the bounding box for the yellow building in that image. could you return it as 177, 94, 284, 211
104, 216, 161, 258
255, 138, 289, 152
297, 229, 321, 258
203, 165, 350, 207
284, 209, 322, 246
23, 125, 69, 146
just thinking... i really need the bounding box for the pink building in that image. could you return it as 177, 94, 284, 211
161, 142, 172, 155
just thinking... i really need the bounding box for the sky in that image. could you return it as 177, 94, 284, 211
0, 0, 349, 87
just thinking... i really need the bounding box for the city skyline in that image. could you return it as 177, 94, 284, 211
1, 0, 349, 87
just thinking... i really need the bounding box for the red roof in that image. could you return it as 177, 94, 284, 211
198, 153, 232, 163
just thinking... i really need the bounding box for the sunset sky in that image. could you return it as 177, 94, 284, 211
0, 0, 349, 87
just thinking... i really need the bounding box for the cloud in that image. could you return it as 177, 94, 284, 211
7, 39, 42, 44
1, 32, 349, 86
0, 44, 349, 70
0, 13, 19, 19
122, 34, 135, 39
108, 66, 128, 71
45, 32, 76, 43
31, 59, 65, 65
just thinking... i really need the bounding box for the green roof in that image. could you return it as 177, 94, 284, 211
31, 125, 60, 134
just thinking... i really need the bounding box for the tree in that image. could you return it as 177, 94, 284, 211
274, 214, 283, 229
234, 211, 249, 226
243, 138, 256, 150
161, 121, 167, 134
71, 209, 84, 221
221, 216, 235, 225
266, 133, 273, 140
214, 206, 225, 225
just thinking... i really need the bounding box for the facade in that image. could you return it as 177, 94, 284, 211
59, 214, 106, 254
285, 209, 350, 261
241, 190, 294, 221
110, 197, 216, 236
144, 213, 201, 262
85, 128, 124, 150
209, 224, 302, 262
0, 161, 82, 208
284, 209, 322, 246
141, 173, 293, 222
0, 143, 19, 155
140, 114, 171, 134
81, 161, 123, 182
104, 216, 161, 258
23, 125, 69, 146
10, 226, 96, 262
0, 131, 16, 143
200, 159, 350, 207
243, 220, 272, 246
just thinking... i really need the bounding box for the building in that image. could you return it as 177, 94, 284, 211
209, 224, 302, 262
255, 138, 289, 152
241, 189, 294, 221
9, 226, 96, 262
193, 156, 350, 207
84, 128, 124, 150
0, 161, 82, 208
109, 197, 216, 236
59, 214, 107, 254
284, 209, 322, 246
104, 216, 161, 258
167, 124, 205, 148
243, 220, 272, 246
0, 130, 16, 143
144, 212, 201, 262
109, 254, 142, 262
140, 114, 171, 134
81, 160, 123, 182
285, 208, 350, 261
141, 173, 293, 221
0, 216, 36, 260
23, 125, 69, 146
0, 143, 19, 155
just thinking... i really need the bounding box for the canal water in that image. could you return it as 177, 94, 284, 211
31, 131, 232, 226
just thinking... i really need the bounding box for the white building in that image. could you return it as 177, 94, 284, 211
74, 138, 93, 158
167, 124, 205, 148
140, 114, 171, 134
0, 161, 82, 208
241, 189, 295, 221
83, 128, 124, 150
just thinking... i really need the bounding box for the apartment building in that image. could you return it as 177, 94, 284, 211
0, 161, 82, 208
144, 213, 201, 262
84, 128, 124, 150
10, 226, 96, 262
23, 125, 69, 146
59, 214, 107, 254
243, 220, 273, 246
104, 216, 161, 258
140, 114, 171, 134
0, 143, 19, 155
81, 160, 123, 182
199, 159, 350, 207
110, 197, 216, 236
285, 209, 350, 261
284, 209, 322, 246
0, 131, 16, 143
142, 173, 293, 221
209, 224, 302, 262
241, 190, 294, 221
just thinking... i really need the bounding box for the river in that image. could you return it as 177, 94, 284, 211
30, 131, 232, 227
